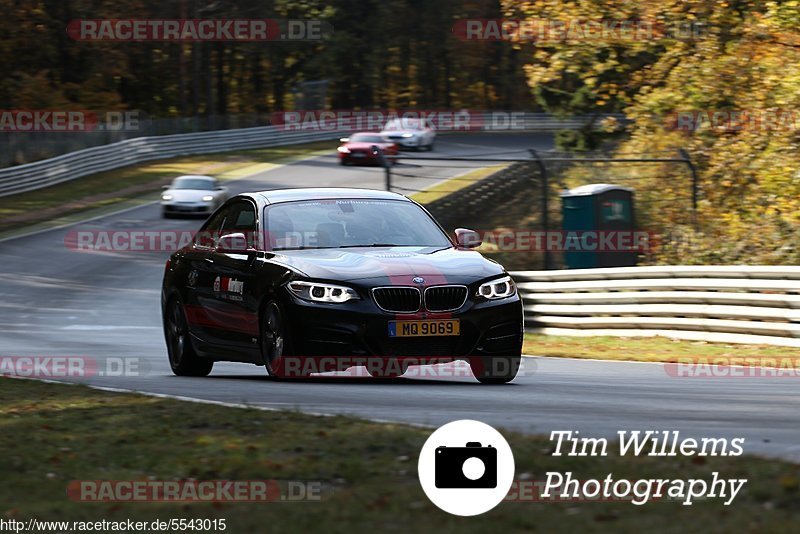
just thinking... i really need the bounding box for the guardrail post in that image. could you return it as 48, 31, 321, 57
372, 145, 392, 191
529, 149, 552, 270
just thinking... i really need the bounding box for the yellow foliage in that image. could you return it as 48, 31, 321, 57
505, 0, 800, 263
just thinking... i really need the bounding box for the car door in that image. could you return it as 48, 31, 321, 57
182, 205, 230, 346
202, 199, 262, 357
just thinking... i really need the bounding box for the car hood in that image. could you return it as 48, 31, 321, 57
271, 246, 504, 285
164, 189, 214, 202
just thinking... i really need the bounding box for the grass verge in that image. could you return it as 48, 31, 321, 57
523, 333, 799, 365
2, 378, 799, 532
0, 141, 334, 237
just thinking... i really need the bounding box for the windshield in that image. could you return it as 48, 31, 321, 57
350, 134, 387, 143
172, 178, 215, 190
265, 199, 451, 251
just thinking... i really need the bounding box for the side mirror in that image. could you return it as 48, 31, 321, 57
215, 186, 225, 191
162, 185, 170, 190
455, 228, 481, 249
215, 233, 249, 253
339, 137, 350, 143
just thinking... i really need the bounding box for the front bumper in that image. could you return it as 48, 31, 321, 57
340, 151, 381, 165
385, 136, 420, 148
281, 290, 523, 370
162, 201, 215, 214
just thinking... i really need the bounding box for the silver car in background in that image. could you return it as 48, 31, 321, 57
380, 118, 436, 151
161, 175, 229, 218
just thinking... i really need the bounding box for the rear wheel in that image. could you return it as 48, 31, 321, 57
165, 296, 213, 376
470, 355, 520, 384
262, 300, 308, 378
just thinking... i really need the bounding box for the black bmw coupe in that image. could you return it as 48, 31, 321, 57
161, 188, 523, 384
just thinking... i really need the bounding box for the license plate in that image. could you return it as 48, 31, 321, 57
351, 152, 366, 158
388, 319, 460, 337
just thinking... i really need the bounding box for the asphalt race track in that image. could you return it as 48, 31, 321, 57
1, 133, 798, 463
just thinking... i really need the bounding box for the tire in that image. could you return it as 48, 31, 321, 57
340, 158, 348, 166
165, 296, 213, 377
262, 300, 308, 378
469, 355, 520, 384
162, 211, 172, 219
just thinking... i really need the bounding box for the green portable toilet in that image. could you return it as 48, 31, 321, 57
560, 184, 637, 269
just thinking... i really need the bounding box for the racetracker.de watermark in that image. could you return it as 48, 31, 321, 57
0, 356, 146, 378
505, 479, 635, 503
63, 229, 652, 253
65, 229, 199, 253
67, 19, 332, 41
479, 230, 652, 253
453, 19, 707, 42
665, 357, 800, 378
0, 110, 142, 132
67, 480, 324, 502
267, 357, 534, 379
665, 110, 800, 132
270, 109, 537, 132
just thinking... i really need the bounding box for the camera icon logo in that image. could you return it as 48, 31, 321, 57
418, 420, 515, 516
435, 442, 497, 489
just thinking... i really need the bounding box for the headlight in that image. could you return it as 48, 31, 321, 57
337, 146, 351, 153
401, 133, 414, 138
161, 194, 173, 201
202, 195, 214, 202
476, 276, 516, 300
288, 281, 360, 303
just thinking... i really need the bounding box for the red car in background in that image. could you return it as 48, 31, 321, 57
337, 132, 399, 166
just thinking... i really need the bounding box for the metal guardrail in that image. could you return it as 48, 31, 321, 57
509, 266, 800, 347
0, 113, 622, 197
0, 127, 339, 198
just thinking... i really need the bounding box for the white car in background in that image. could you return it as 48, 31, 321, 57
161, 175, 229, 218
380, 118, 436, 151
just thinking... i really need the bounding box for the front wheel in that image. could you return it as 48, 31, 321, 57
262, 300, 308, 378
165, 296, 213, 376
469, 356, 520, 384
